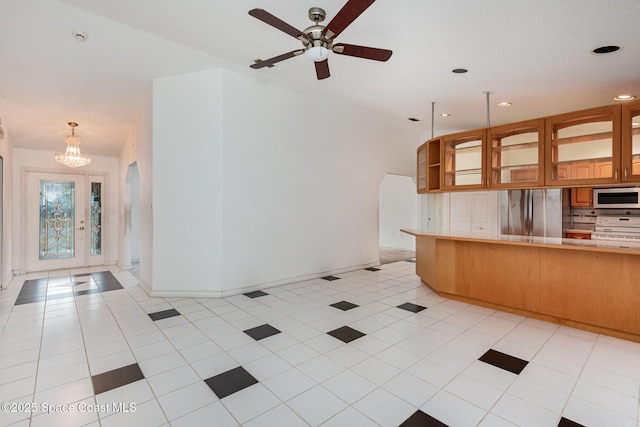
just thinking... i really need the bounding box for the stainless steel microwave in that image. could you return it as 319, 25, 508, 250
593, 187, 640, 208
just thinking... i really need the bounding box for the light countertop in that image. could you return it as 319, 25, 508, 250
400, 228, 640, 255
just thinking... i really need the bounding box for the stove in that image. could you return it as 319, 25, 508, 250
591, 216, 640, 242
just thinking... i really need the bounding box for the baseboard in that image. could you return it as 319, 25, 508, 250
149, 260, 381, 299
1, 271, 15, 290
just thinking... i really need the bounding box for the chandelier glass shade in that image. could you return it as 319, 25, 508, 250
55, 122, 91, 168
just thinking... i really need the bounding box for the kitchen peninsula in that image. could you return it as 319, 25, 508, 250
401, 229, 640, 343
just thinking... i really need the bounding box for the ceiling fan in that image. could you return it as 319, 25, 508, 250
248, 0, 392, 80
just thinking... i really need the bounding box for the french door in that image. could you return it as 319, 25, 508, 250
26, 172, 105, 272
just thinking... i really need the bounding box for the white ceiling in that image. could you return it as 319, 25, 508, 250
1, 0, 639, 157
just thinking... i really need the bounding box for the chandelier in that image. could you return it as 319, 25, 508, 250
55, 122, 91, 168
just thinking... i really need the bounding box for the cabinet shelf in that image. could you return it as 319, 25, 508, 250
553, 131, 612, 145
445, 144, 482, 154
491, 163, 539, 172
445, 168, 482, 176
554, 157, 612, 166
492, 141, 538, 152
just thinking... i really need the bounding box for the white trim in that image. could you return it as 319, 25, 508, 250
149, 261, 381, 299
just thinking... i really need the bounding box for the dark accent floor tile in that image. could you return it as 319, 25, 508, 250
558, 417, 586, 427
364, 267, 381, 271
96, 281, 124, 292
244, 290, 268, 298
243, 324, 281, 341
205, 366, 258, 399
74, 289, 101, 297
148, 308, 181, 321
327, 326, 366, 343
400, 410, 448, 427
14, 281, 49, 305
330, 301, 359, 311
321, 275, 341, 281
479, 349, 529, 374
14, 295, 46, 305
405, 259, 416, 263
72, 273, 92, 278
92, 363, 145, 395
397, 302, 427, 313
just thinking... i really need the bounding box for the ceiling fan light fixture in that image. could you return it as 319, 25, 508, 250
55, 122, 91, 168
306, 45, 330, 62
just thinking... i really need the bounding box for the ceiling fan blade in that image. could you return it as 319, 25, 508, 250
332, 43, 392, 61
315, 59, 330, 80
250, 50, 305, 69
323, 0, 375, 39
248, 9, 306, 40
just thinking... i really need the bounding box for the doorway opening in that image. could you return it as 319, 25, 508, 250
124, 162, 141, 277
378, 173, 417, 264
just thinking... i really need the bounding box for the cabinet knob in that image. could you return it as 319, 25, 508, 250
615, 169, 619, 181
624, 167, 629, 180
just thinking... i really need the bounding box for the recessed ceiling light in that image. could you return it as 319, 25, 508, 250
407, 117, 420, 122
440, 113, 451, 117
71, 30, 88, 42
614, 94, 637, 101
497, 102, 512, 107
451, 68, 468, 74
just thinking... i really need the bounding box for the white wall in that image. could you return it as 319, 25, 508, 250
0, 130, 13, 288
150, 68, 420, 297
152, 69, 224, 296
379, 174, 417, 250
118, 85, 153, 288
12, 148, 119, 274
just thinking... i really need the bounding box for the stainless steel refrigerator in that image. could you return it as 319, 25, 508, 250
500, 189, 563, 237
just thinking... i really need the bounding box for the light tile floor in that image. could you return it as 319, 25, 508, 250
1, 261, 640, 426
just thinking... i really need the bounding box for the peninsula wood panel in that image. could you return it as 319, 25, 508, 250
434, 240, 541, 312
409, 232, 640, 342
539, 249, 640, 334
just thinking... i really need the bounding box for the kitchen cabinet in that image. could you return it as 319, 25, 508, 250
622, 99, 640, 183
417, 143, 427, 193
570, 187, 593, 207
545, 105, 621, 186
416, 103, 637, 193
487, 119, 545, 188
442, 129, 486, 190
417, 137, 442, 193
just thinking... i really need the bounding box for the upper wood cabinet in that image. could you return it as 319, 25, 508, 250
487, 119, 545, 188
545, 105, 621, 186
415, 103, 639, 193
417, 137, 442, 193
417, 142, 427, 193
622, 99, 640, 183
442, 129, 486, 191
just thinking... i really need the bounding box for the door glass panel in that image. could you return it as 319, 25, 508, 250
91, 182, 102, 256
40, 181, 75, 260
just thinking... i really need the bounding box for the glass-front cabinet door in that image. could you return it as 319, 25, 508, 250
417, 143, 427, 193
442, 129, 486, 190
545, 105, 621, 186
487, 119, 544, 188
622, 99, 640, 183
